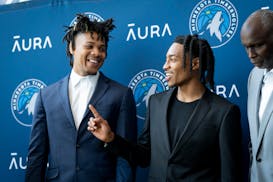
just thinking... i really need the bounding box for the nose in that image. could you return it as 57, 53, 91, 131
163, 60, 169, 71
91, 47, 100, 57
247, 47, 257, 59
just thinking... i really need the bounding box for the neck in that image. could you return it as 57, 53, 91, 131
176, 81, 205, 102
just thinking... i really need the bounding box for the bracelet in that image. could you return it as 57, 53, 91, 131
104, 132, 115, 148
104, 142, 108, 148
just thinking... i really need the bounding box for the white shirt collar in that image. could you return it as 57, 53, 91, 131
263, 68, 273, 75
70, 69, 100, 88
263, 69, 273, 84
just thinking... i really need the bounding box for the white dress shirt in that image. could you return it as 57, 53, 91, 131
259, 69, 273, 123
69, 69, 99, 129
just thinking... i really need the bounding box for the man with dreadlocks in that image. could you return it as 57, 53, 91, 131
241, 9, 273, 182
87, 34, 243, 181
25, 14, 137, 182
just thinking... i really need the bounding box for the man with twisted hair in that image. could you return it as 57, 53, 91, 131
25, 14, 137, 182
88, 34, 243, 181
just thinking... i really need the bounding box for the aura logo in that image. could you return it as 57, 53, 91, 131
129, 69, 169, 120
126, 23, 172, 41
12, 35, 52, 53
9, 152, 27, 170
70, 12, 104, 26
10, 79, 46, 127
189, 0, 238, 48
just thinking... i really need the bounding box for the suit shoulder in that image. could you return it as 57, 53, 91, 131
248, 67, 264, 80
149, 89, 172, 102
207, 90, 238, 109
250, 67, 263, 74
43, 77, 66, 90
101, 73, 131, 92
39, 76, 68, 98
152, 88, 170, 96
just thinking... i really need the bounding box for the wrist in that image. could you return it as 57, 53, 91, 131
104, 132, 115, 148
106, 131, 115, 143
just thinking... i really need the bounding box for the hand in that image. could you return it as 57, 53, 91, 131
87, 104, 115, 143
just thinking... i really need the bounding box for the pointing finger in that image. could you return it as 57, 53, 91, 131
89, 104, 100, 118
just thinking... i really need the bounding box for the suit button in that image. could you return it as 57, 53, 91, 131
76, 166, 80, 171
76, 144, 80, 148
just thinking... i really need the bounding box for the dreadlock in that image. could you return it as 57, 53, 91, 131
63, 14, 116, 66
174, 34, 215, 90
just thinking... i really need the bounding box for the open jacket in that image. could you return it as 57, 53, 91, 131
248, 67, 273, 182
25, 72, 137, 182
109, 88, 243, 182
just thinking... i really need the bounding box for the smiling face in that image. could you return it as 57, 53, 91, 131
240, 15, 273, 70
163, 42, 196, 88
70, 32, 106, 76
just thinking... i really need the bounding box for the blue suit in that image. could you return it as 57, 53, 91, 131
25, 72, 137, 182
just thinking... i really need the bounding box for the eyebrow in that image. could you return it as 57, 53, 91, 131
85, 41, 105, 46
166, 54, 178, 58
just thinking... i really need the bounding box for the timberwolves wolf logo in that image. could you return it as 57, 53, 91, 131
189, 0, 238, 48
129, 69, 169, 120
11, 79, 46, 127
70, 12, 104, 26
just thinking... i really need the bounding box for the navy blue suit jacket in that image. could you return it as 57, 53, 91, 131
25, 72, 137, 182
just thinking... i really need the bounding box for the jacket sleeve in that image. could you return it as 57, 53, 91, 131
115, 88, 138, 181
108, 89, 151, 168
25, 91, 49, 182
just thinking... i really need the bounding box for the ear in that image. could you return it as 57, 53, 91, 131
192, 57, 200, 70
69, 42, 73, 55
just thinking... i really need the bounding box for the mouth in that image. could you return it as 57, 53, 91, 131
165, 72, 172, 82
87, 58, 101, 65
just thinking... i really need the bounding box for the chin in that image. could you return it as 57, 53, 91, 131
87, 69, 98, 75
89, 72, 98, 75
167, 83, 174, 88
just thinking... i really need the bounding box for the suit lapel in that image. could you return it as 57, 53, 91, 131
59, 75, 76, 129
160, 89, 175, 155
83, 72, 109, 118
257, 82, 273, 154
58, 73, 110, 133
170, 89, 210, 159
89, 73, 109, 106
78, 73, 109, 132
248, 68, 264, 152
